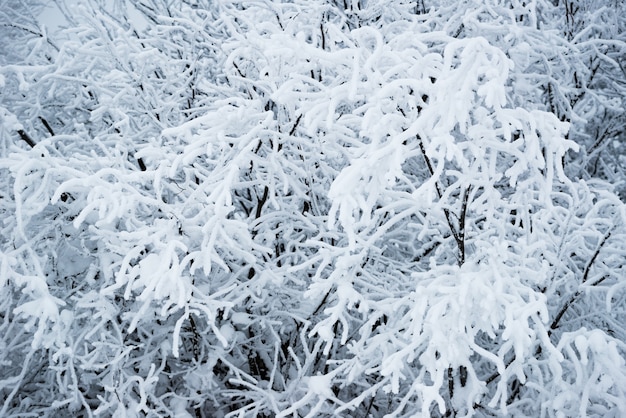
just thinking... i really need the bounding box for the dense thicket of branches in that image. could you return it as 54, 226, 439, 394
1, 1, 625, 417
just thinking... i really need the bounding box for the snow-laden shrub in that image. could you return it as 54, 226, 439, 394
1, 1, 625, 417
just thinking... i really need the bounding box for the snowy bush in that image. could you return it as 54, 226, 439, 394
1, 0, 625, 417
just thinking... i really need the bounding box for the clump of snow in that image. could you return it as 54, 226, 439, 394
307, 374, 334, 398
0, 106, 24, 131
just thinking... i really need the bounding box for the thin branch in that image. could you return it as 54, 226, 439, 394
1, 22, 59, 52
457, 186, 471, 266
551, 228, 613, 331
39, 117, 55, 136
289, 114, 303, 136
582, 229, 612, 284
417, 135, 468, 265
17, 130, 36, 148
417, 136, 443, 199
255, 186, 270, 219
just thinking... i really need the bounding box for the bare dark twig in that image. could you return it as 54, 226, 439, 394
551, 228, 613, 332
417, 135, 470, 266
17, 130, 36, 148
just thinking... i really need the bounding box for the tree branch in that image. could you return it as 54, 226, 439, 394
457, 186, 471, 266
582, 229, 612, 284
39, 117, 55, 136
17, 130, 36, 148
417, 135, 470, 265
551, 228, 613, 331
